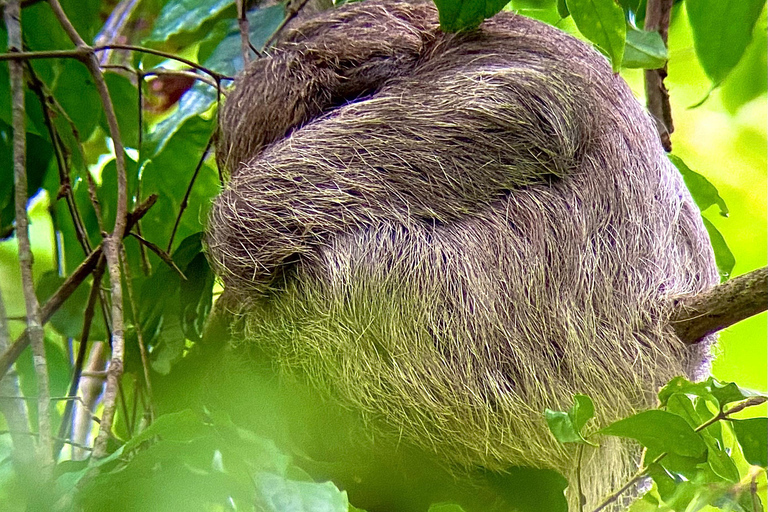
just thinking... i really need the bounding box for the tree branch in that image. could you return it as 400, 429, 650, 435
644, 0, 674, 151
672, 266, 768, 345
5, 0, 54, 473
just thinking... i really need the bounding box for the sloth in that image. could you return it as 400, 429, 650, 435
205, 0, 719, 509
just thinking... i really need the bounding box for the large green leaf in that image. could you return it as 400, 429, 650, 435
565, 0, 626, 71
102, 72, 140, 149
669, 155, 728, 216
599, 410, 707, 457
701, 217, 736, 282
256, 473, 349, 512
433, 0, 511, 32
622, 25, 667, 69
179, 252, 215, 342
147, 0, 236, 43
149, 3, 285, 152
686, 0, 766, 85
730, 418, 768, 468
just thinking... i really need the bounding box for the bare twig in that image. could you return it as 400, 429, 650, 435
120, 246, 155, 422
5, 0, 54, 473
129, 233, 186, 279
167, 135, 214, 252
644, 0, 674, 151
262, 0, 312, 51
94, 0, 143, 65
55, 258, 106, 458
592, 396, 768, 512
0, 47, 232, 82
0, 286, 35, 469
237, 0, 254, 65
0, 195, 157, 382
672, 266, 768, 344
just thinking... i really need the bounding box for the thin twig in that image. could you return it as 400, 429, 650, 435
237, 0, 253, 65
129, 232, 186, 279
6, 0, 54, 474
0, 286, 35, 469
262, 0, 312, 51
0, 46, 233, 82
167, 135, 214, 252
591, 396, 768, 512
644, 0, 674, 151
0, 195, 157, 382
55, 258, 106, 458
94, 0, 142, 65
120, 245, 155, 422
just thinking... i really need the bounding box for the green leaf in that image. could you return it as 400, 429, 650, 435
256, 473, 348, 512
433, 0, 511, 32
669, 155, 728, 216
622, 26, 668, 69
557, 0, 570, 18
600, 410, 707, 457
180, 252, 215, 342
569, 394, 595, 432
545, 394, 595, 444
565, 0, 626, 72
52, 60, 101, 140
701, 217, 735, 282
123, 409, 209, 452
721, 10, 768, 113
102, 72, 140, 149
149, 3, 285, 152
0, 122, 53, 239
730, 418, 768, 468
147, 0, 236, 43
485, 467, 569, 512
686, 0, 766, 85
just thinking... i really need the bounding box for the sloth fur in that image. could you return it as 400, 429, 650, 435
206, 0, 719, 508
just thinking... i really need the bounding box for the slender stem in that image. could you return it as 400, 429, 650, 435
591, 396, 768, 512
167, 135, 214, 252
262, 0, 312, 51
55, 258, 106, 458
0, 47, 232, 82
0, 286, 35, 470
6, 0, 54, 474
93, 0, 142, 65
120, 245, 154, 422
237, 0, 253, 65
643, 0, 674, 151
130, 232, 186, 279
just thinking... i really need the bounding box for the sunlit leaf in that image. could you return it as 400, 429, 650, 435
256, 473, 349, 512
565, 0, 626, 71
730, 418, 768, 468
623, 26, 667, 69
433, 0, 510, 32
686, 0, 766, 84
669, 155, 728, 216
147, 0, 236, 43
701, 217, 736, 282
600, 410, 707, 457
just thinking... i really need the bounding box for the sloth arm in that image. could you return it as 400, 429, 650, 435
207, 61, 599, 293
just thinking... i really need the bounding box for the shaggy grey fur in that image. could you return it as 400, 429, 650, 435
206, 1, 719, 508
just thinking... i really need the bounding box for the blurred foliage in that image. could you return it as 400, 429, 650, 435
0, 0, 765, 511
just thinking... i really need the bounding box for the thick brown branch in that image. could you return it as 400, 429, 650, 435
672, 267, 768, 344
644, 0, 674, 151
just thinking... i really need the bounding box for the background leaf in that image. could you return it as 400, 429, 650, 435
686, 0, 766, 84
565, 0, 626, 71
600, 410, 707, 457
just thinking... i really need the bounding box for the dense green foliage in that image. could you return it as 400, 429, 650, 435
0, 0, 765, 511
